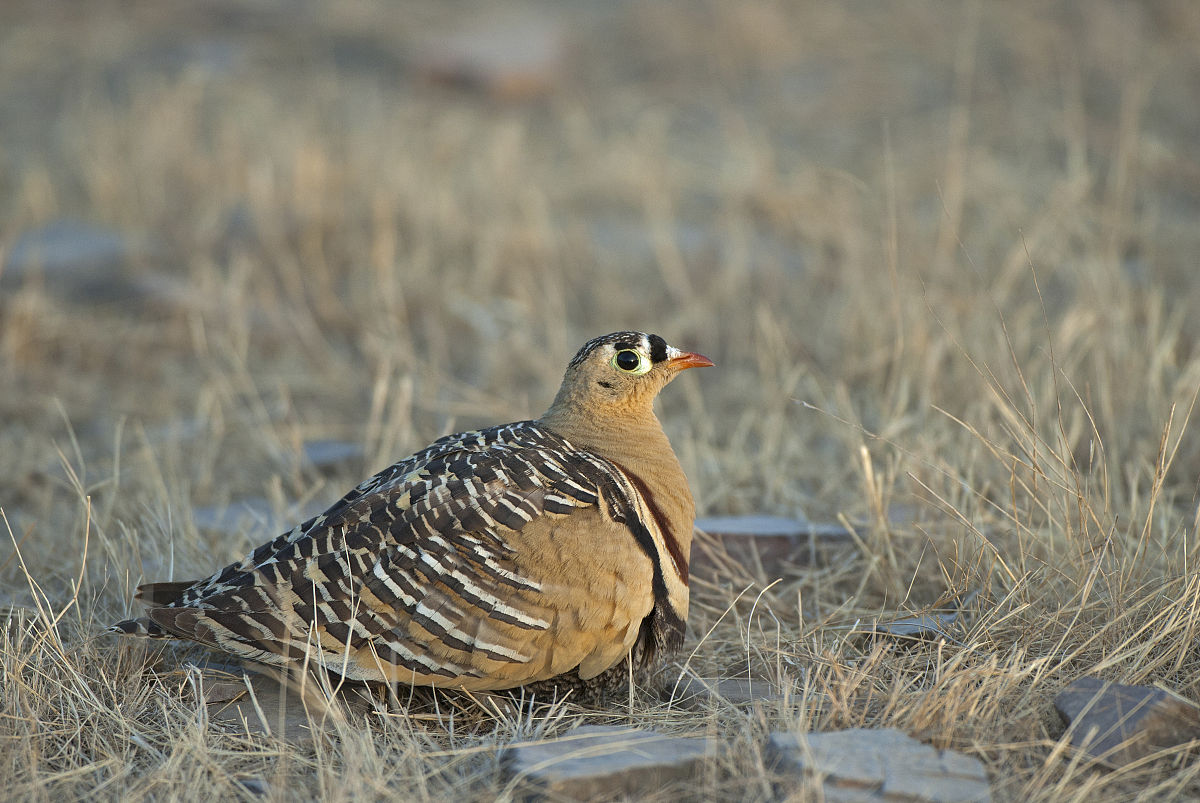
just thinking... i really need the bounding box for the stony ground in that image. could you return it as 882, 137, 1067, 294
4, 1, 1200, 800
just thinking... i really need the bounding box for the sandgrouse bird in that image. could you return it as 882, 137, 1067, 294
111, 332, 712, 702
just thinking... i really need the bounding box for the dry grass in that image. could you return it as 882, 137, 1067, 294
3, 1, 1200, 800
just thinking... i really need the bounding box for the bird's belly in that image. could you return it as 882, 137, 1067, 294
513, 509, 656, 682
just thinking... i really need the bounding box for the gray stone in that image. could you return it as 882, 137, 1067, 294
5, 220, 127, 276
191, 497, 328, 536
3, 220, 141, 302
671, 677, 784, 707
696, 515, 815, 538
766, 728, 990, 802
692, 515, 852, 576
416, 16, 565, 101
500, 725, 714, 800
301, 439, 364, 473
1054, 676, 1200, 766
871, 613, 959, 642
192, 498, 278, 534
233, 776, 270, 797
201, 669, 354, 744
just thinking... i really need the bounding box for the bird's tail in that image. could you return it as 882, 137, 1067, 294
134, 581, 197, 605
107, 616, 172, 638
108, 579, 201, 637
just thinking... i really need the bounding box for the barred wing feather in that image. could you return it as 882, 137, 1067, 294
117, 422, 658, 688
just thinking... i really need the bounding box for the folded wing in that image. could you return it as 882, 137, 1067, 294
113, 423, 659, 689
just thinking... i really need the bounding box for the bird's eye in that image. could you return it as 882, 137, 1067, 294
612, 349, 649, 374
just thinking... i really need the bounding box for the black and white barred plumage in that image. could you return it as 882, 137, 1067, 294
111, 332, 710, 701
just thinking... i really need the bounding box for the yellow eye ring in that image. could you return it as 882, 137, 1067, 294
611, 349, 650, 374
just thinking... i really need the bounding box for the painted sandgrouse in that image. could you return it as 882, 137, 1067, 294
111, 332, 712, 701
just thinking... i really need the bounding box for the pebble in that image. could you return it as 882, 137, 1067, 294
869, 613, 960, 643
191, 498, 281, 534
3, 220, 145, 302
301, 439, 365, 473
693, 515, 852, 576
1054, 676, 1200, 767
191, 497, 328, 536
200, 668, 364, 744
416, 16, 565, 101
233, 776, 270, 797
670, 676, 784, 707
499, 724, 714, 800
766, 728, 990, 802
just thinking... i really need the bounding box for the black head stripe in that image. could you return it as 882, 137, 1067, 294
568, 331, 657, 368
647, 334, 668, 364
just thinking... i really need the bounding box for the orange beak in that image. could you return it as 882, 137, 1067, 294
667, 350, 715, 370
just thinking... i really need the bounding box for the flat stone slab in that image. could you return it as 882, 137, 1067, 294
767, 728, 990, 802
500, 725, 714, 800
671, 677, 784, 707
870, 613, 960, 643
192, 497, 278, 533
5, 220, 128, 276
692, 515, 852, 576
1055, 676, 1200, 766
200, 669, 362, 744
191, 497, 329, 536
696, 515, 852, 540
301, 439, 364, 473
416, 15, 565, 101
2, 219, 159, 303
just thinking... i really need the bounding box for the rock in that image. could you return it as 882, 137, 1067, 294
191, 497, 328, 536
671, 677, 784, 707
500, 725, 714, 800
301, 439, 364, 473
1054, 676, 1200, 767
870, 613, 959, 643
233, 776, 270, 797
2, 220, 143, 302
692, 515, 851, 577
416, 16, 565, 101
191, 498, 279, 534
766, 728, 990, 802
200, 668, 357, 744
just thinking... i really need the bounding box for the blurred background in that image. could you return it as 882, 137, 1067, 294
6, 4, 1200, 798
2, 0, 1200, 587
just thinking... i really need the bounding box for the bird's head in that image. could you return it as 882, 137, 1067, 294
543, 331, 713, 425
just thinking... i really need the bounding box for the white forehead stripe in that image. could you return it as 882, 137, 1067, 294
666, 345, 684, 360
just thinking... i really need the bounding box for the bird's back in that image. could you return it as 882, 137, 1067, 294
112, 421, 677, 690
